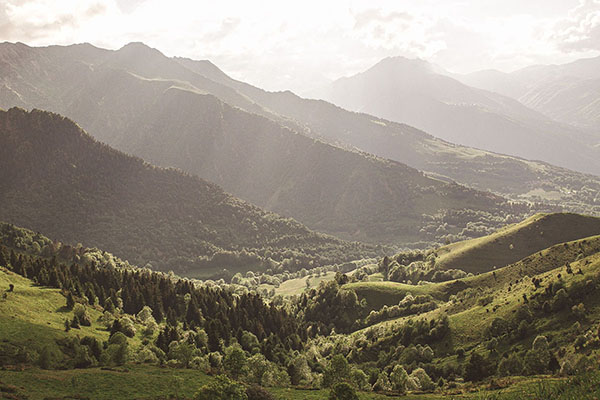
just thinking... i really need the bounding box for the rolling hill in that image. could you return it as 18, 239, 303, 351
0, 107, 376, 277
0, 42, 533, 245
434, 213, 600, 274
311, 56, 600, 177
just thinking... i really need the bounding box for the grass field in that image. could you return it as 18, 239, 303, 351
0, 268, 110, 347
434, 213, 600, 274
1, 366, 595, 399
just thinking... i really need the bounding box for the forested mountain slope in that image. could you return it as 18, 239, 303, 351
0, 42, 533, 245
0, 107, 375, 277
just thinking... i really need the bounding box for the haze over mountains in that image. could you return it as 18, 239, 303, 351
457, 56, 600, 133
3, 25, 600, 399
175, 50, 600, 215
312, 56, 600, 177
0, 41, 540, 247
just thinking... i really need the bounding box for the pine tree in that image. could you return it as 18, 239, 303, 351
66, 292, 75, 310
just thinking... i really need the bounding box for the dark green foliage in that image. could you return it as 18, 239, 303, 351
300, 281, 363, 334
322, 355, 351, 388
464, 353, 494, 382
66, 292, 75, 310
328, 382, 359, 400
38, 345, 56, 369
1, 230, 305, 369
223, 347, 247, 379
194, 375, 248, 400
245, 385, 275, 400
497, 353, 523, 376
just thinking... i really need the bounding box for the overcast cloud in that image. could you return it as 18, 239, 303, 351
1, 0, 599, 93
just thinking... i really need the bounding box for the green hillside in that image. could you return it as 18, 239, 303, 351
434, 213, 600, 273
2, 220, 600, 399
0, 107, 375, 277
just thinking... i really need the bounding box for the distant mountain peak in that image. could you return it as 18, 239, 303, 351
117, 42, 165, 58
368, 56, 445, 75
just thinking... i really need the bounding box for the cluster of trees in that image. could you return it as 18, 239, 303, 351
298, 280, 364, 334
379, 253, 469, 285
418, 205, 539, 245
0, 243, 304, 366
364, 294, 437, 326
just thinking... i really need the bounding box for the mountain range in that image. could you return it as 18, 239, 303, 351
458, 56, 600, 132
0, 42, 537, 246
312, 56, 600, 177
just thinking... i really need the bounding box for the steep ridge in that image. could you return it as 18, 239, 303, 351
0, 42, 532, 245
0, 107, 376, 277
3, 42, 600, 219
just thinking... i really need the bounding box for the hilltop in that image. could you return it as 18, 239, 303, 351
434, 213, 600, 274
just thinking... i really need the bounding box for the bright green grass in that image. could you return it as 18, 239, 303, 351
0, 268, 109, 345
0, 366, 588, 400
0, 365, 211, 400
0, 268, 148, 352
434, 213, 600, 274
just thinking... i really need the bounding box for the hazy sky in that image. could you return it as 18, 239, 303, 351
1, 0, 599, 93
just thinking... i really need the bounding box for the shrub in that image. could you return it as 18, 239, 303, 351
328, 382, 359, 400
373, 372, 391, 391
223, 346, 247, 379
245, 385, 275, 400
410, 368, 435, 391
350, 368, 370, 391
389, 365, 408, 393
73, 304, 92, 326
323, 355, 351, 388
194, 375, 248, 400
497, 353, 523, 376
464, 353, 492, 382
